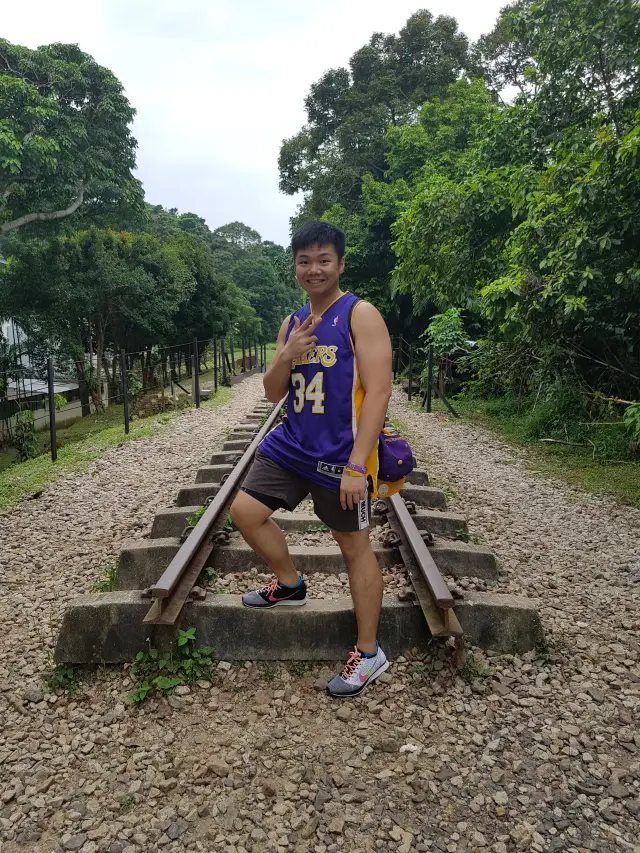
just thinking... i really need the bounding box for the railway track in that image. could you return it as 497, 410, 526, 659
55, 395, 544, 664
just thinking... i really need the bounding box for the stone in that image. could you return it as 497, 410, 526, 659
262, 778, 278, 798
328, 817, 345, 834
209, 759, 231, 777
301, 816, 320, 839
378, 738, 399, 753
63, 835, 87, 852
24, 685, 44, 703
587, 686, 606, 703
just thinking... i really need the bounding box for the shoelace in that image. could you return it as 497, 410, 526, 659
341, 647, 362, 680
260, 578, 280, 595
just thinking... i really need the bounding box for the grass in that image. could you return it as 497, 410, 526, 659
0, 385, 232, 512
89, 558, 119, 592
427, 393, 640, 509
0, 403, 130, 473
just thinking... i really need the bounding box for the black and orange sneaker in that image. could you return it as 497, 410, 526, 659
241, 576, 307, 608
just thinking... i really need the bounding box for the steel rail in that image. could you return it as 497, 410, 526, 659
143, 398, 285, 624
384, 494, 463, 638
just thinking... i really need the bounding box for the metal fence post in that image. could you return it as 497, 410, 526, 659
408, 344, 413, 402
221, 336, 227, 386
120, 349, 130, 434
213, 337, 218, 393
241, 337, 246, 372
193, 338, 201, 408
47, 356, 57, 462
426, 345, 433, 413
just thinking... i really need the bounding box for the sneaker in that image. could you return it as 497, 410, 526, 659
326, 645, 389, 698
241, 576, 307, 608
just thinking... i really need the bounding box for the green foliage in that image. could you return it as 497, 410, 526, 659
186, 505, 207, 528
127, 628, 215, 704
52, 393, 67, 411
126, 368, 144, 402
0, 39, 141, 235
459, 651, 492, 684
449, 392, 640, 507
198, 566, 218, 584
89, 558, 118, 592
305, 522, 328, 533
14, 409, 38, 460
118, 795, 137, 815
46, 664, 81, 694
426, 309, 467, 360
623, 403, 640, 446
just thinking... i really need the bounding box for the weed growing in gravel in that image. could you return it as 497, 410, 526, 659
287, 660, 321, 677
197, 566, 218, 586
459, 652, 492, 683
46, 664, 82, 694
305, 522, 328, 533
454, 528, 481, 544
391, 417, 410, 435
186, 505, 207, 527
89, 557, 118, 592
127, 627, 215, 704
118, 794, 136, 815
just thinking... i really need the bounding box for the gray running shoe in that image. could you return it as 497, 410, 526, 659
242, 576, 307, 608
327, 645, 389, 698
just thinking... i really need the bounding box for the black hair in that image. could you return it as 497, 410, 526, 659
291, 221, 346, 260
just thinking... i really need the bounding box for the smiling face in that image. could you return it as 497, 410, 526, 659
294, 242, 345, 303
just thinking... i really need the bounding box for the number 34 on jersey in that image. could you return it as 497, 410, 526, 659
291, 371, 325, 414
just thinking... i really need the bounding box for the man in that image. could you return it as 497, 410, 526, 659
229, 221, 392, 697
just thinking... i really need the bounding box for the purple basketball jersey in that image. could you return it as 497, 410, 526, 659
259, 292, 376, 491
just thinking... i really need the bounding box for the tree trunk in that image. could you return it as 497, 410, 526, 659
438, 360, 445, 397
102, 355, 119, 403
75, 359, 92, 417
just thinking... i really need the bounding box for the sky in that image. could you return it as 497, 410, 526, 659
3, 0, 507, 246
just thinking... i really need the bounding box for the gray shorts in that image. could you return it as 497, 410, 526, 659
241, 450, 370, 533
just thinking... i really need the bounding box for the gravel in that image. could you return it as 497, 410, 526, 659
0, 378, 638, 853
214, 565, 408, 599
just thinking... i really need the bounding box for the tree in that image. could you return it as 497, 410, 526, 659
0, 39, 140, 235
232, 256, 291, 341
212, 221, 261, 251
0, 228, 197, 409
279, 10, 470, 220
391, 0, 640, 401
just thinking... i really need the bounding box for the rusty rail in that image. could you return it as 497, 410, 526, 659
380, 494, 463, 638
143, 399, 284, 624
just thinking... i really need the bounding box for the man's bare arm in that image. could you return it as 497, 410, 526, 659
349, 302, 392, 468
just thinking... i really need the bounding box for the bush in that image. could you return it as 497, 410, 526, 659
14, 410, 39, 461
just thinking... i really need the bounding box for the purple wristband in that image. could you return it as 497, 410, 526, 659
346, 461, 367, 475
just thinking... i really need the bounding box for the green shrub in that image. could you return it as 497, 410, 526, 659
14, 410, 39, 461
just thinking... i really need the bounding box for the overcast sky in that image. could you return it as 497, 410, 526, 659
4, 1, 506, 245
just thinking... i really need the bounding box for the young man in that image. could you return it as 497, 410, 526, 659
229, 221, 392, 698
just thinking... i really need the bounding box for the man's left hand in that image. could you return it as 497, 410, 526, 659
340, 472, 367, 511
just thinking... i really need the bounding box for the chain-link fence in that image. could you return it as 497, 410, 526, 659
1, 334, 268, 465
